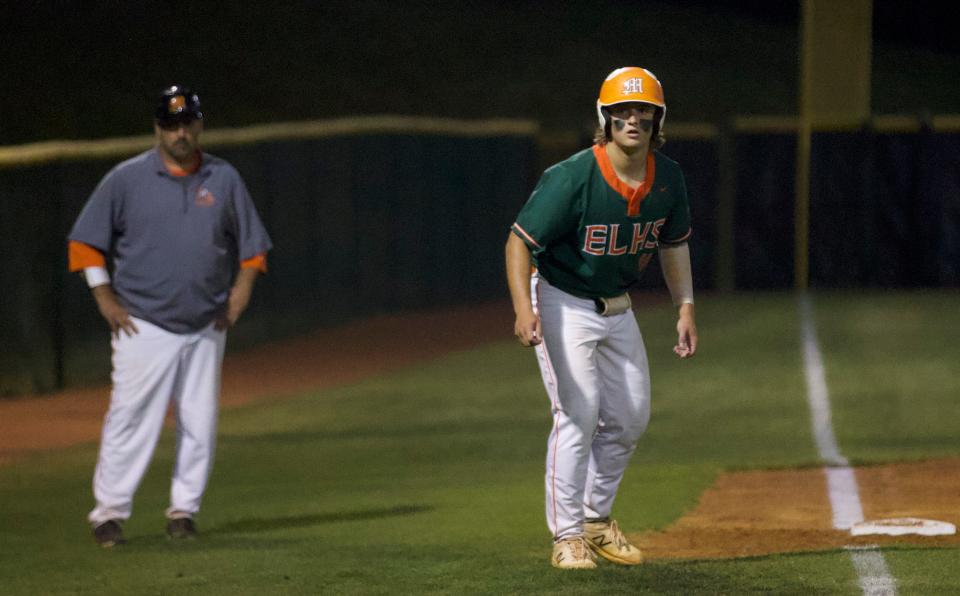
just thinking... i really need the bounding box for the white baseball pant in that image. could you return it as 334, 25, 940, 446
88, 316, 226, 525
531, 273, 651, 540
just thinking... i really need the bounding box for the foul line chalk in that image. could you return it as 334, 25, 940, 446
825, 466, 865, 530
800, 295, 897, 596
846, 547, 898, 596
799, 296, 847, 467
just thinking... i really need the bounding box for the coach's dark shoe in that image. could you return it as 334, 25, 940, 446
166, 517, 197, 540
93, 519, 127, 548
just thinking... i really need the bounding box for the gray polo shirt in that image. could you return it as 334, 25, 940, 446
69, 148, 272, 333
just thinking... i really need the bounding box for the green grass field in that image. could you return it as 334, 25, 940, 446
1, 291, 958, 594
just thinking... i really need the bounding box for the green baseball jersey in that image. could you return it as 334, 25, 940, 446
511, 144, 691, 299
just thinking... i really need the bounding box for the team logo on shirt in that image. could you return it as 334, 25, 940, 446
195, 187, 216, 207
582, 220, 665, 255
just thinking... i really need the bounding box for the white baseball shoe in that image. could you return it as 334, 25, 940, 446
551, 536, 598, 569
582, 519, 644, 565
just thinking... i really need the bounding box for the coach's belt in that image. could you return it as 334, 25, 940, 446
594, 293, 632, 316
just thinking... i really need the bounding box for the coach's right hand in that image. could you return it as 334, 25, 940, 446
514, 308, 542, 347
91, 285, 139, 338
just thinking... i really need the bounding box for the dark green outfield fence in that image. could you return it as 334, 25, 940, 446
1, 117, 958, 395
808, 130, 960, 287
730, 128, 960, 289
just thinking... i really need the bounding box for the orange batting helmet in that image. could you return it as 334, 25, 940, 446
596, 67, 666, 137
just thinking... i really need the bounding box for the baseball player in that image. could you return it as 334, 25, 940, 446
505, 67, 697, 569
67, 86, 272, 547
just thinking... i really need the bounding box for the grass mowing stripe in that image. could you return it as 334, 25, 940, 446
801, 294, 896, 596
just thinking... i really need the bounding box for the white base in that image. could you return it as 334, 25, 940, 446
850, 517, 956, 537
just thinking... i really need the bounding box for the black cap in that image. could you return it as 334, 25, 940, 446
155, 85, 203, 125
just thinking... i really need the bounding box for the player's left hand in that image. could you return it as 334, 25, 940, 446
514, 307, 542, 347
674, 303, 697, 359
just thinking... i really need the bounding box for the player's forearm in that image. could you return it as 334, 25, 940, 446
90, 283, 120, 310
658, 242, 694, 307
505, 233, 535, 314
233, 266, 260, 293
228, 267, 259, 313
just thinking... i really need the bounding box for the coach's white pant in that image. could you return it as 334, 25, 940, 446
88, 317, 226, 525
532, 275, 651, 541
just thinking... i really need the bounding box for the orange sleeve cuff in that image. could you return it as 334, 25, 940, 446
241, 253, 267, 273
68, 241, 106, 272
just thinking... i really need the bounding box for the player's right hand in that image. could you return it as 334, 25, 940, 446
92, 286, 138, 338
514, 309, 542, 347
674, 304, 697, 359
101, 305, 138, 339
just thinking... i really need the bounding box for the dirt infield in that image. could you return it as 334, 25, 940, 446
633, 460, 960, 560
3, 299, 957, 560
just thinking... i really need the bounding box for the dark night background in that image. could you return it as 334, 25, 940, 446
3, 1, 959, 395
2, 0, 959, 146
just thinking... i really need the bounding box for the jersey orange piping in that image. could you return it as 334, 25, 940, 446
660, 228, 693, 244
637, 252, 654, 273
591, 144, 655, 217
511, 223, 542, 249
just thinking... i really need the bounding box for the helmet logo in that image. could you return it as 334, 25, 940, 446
622, 78, 644, 95
168, 95, 186, 114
